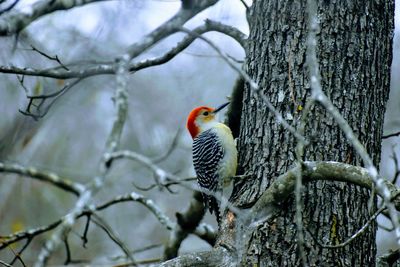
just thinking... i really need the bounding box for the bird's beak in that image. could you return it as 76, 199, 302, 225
212, 102, 230, 114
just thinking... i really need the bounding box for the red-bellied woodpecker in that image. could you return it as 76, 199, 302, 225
186, 102, 238, 224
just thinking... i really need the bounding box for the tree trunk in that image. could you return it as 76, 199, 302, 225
233, 1, 394, 266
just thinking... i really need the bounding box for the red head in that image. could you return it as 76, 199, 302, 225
186, 102, 230, 139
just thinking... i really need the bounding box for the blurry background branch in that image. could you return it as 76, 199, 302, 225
33, 55, 130, 267
163, 191, 214, 260
0, 0, 110, 36
0, 19, 246, 80
0, 161, 85, 196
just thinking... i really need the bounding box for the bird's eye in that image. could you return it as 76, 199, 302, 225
203, 111, 209, 116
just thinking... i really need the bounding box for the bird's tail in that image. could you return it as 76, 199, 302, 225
203, 194, 221, 225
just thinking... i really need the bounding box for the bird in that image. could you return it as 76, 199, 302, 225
186, 102, 238, 224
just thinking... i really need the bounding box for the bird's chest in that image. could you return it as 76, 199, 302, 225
213, 127, 238, 178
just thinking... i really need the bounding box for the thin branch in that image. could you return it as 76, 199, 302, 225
0, 260, 12, 267
0, 0, 111, 36
108, 150, 178, 186
390, 147, 400, 184
152, 129, 182, 163
34, 50, 130, 267
81, 214, 91, 247
0, 161, 85, 196
239, 0, 249, 10
0, 221, 61, 250
30, 45, 69, 70
122, 0, 219, 61
317, 206, 385, 248
250, 161, 400, 225
0, 191, 172, 251
96, 192, 175, 230
131, 177, 196, 192
19, 78, 84, 119
91, 214, 136, 265
9, 238, 31, 266
293, 102, 315, 267
382, 131, 400, 139
0, 19, 245, 80
0, 0, 19, 15
0, 63, 115, 79
63, 236, 72, 265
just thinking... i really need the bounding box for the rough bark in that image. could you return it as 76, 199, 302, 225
231, 1, 394, 266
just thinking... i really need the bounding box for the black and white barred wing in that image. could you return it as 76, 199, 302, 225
192, 129, 224, 221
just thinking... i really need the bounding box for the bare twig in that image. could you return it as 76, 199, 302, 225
34, 53, 130, 267
0, 0, 19, 15
96, 192, 174, 230
382, 131, 400, 139
132, 177, 196, 192
317, 206, 385, 248
0, 0, 111, 36
0, 161, 85, 196
19, 78, 83, 119
0, 191, 171, 252
91, 214, 136, 265
30, 45, 69, 70
152, 129, 182, 163
0, 260, 12, 267
239, 0, 249, 10
108, 150, 175, 186
0, 221, 60, 250
0, 19, 245, 80
250, 161, 400, 225
390, 147, 400, 184
123, 0, 219, 61
9, 245, 27, 267
81, 214, 91, 247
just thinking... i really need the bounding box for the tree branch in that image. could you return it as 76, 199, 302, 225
33, 50, 130, 267
159, 247, 231, 267
0, 191, 171, 251
0, 19, 245, 80
316, 206, 385, 248
250, 161, 399, 225
0, 0, 110, 36
122, 0, 219, 61
163, 191, 215, 260
0, 161, 85, 196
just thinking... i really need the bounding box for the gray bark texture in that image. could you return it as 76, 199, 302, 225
231, 1, 394, 266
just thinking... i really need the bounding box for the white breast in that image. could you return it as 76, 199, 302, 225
211, 123, 238, 183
